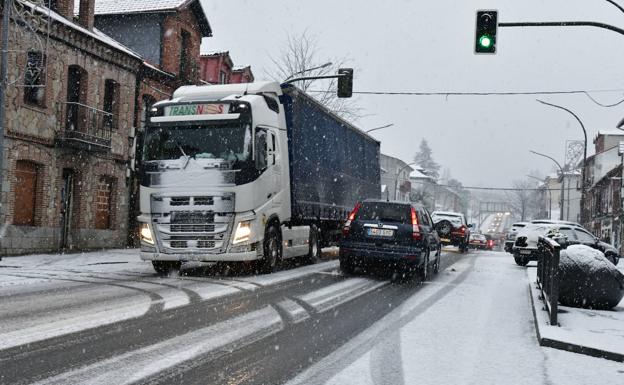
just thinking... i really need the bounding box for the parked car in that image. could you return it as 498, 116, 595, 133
469, 233, 488, 249
339, 200, 441, 280
512, 222, 620, 266
431, 211, 471, 252
504, 221, 529, 253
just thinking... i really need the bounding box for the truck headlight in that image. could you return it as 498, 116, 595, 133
233, 221, 252, 244
140, 223, 154, 245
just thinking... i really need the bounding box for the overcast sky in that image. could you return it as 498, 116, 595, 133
199, 0, 624, 187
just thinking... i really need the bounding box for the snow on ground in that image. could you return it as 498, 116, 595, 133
527, 267, 624, 359
288, 252, 624, 385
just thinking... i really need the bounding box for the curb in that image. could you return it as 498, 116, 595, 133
527, 277, 624, 362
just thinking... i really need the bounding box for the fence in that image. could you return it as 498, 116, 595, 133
57, 102, 113, 149
536, 235, 561, 326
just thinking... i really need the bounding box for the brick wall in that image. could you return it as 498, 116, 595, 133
160, 7, 202, 82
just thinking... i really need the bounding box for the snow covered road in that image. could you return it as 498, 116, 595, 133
0, 249, 621, 385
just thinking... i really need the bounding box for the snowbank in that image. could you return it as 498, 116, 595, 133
558, 245, 624, 310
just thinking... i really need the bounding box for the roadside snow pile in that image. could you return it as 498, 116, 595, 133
558, 245, 624, 310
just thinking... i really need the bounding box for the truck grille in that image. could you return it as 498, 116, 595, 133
170, 224, 215, 233
171, 211, 215, 224
170, 197, 190, 206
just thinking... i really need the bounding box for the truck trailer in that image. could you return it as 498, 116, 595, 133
138, 82, 380, 274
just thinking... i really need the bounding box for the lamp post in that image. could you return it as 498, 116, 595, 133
394, 162, 417, 202
530, 150, 565, 220
527, 174, 551, 219
366, 123, 393, 134
536, 100, 587, 223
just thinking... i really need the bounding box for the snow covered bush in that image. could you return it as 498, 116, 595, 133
558, 245, 624, 310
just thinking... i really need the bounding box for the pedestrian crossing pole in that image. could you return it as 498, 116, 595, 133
0, 0, 10, 214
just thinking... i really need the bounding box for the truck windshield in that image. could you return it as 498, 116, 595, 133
142, 122, 252, 163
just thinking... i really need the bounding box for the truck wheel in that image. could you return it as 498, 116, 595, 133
305, 225, 321, 265
514, 256, 529, 267
152, 261, 181, 275
259, 226, 281, 274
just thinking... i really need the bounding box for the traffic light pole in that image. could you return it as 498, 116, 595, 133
499, 21, 624, 37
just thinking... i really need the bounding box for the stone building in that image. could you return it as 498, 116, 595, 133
0, 0, 142, 254
199, 51, 254, 85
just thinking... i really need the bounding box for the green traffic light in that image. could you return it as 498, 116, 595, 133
479, 35, 492, 48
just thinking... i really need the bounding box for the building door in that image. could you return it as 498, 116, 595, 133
60, 169, 74, 249
14, 161, 37, 226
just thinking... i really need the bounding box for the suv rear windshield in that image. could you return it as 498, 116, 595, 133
356, 202, 411, 224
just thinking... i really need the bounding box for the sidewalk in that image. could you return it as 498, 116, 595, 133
527, 266, 624, 362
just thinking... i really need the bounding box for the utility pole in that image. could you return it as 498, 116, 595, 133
0, 0, 11, 215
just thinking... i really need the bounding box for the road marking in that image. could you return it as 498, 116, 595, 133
296, 278, 389, 313
276, 299, 310, 324
34, 306, 284, 385
0, 298, 151, 351
239, 260, 339, 286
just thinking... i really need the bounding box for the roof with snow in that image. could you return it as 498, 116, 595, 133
22, 1, 141, 59
76, 0, 212, 37
410, 169, 433, 179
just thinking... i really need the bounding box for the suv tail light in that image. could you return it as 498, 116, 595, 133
411, 207, 422, 240
459, 225, 466, 234
342, 202, 361, 237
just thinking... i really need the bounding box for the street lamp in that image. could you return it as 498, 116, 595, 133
527, 174, 552, 219
366, 123, 394, 134
286, 62, 333, 80
394, 162, 417, 201
530, 150, 565, 220
536, 100, 587, 223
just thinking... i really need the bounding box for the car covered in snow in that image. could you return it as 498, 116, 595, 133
431, 211, 471, 252
504, 221, 529, 253
512, 222, 620, 266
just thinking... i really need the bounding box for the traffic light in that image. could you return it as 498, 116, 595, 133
337, 68, 353, 98
475, 10, 498, 54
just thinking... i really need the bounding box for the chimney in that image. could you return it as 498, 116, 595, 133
53, 0, 74, 20
78, 0, 95, 30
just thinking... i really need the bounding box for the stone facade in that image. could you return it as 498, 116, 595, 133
0, 2, 141, 255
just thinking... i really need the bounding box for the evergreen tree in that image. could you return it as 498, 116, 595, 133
413, 139, 440, 180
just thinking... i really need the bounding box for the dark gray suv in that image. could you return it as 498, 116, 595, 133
339, 200, 441, 279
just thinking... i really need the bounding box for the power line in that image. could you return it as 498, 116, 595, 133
308, 88, 624, 96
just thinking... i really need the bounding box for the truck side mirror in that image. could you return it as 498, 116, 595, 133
337, 68, 353, 98
255, 129, 268, 171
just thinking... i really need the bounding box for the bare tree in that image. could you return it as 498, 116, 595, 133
266, 31, 362, 121
507, 179, 541, 221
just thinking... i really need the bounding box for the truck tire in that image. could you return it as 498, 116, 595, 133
304, 225, 321, 265
514, 256, 529, 266
152, 261, 181, 275
259, 226, 281, 274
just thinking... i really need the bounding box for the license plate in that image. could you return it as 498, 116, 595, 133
368, 228, 394, 237
520, 249, 532, 255
441, 238, 450, 242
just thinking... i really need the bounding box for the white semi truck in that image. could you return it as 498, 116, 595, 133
138, 82, 380, 274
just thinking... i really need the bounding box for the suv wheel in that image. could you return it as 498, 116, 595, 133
340, 258, 355, 275
419, 252, 430, 282
433, 247, 441, 274
435, 220, 452, 237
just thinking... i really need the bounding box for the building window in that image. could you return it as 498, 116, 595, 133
139, 94, 156, 130
95, 176, 115, 230
103, 79, 119, 129
14, 161, 39, 226
66, 65, 88, 131
179, 30, 192, 79
24, 51, 46, 107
